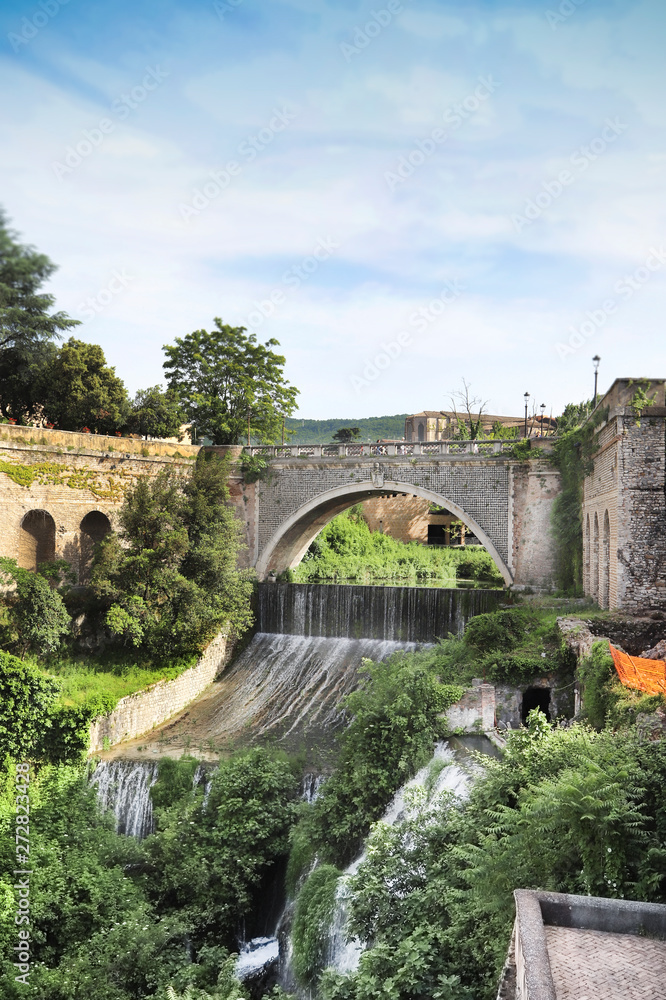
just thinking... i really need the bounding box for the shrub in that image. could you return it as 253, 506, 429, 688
463, 607, 538, 653
0, 651, 60, 758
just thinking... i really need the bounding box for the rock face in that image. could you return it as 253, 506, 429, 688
640, 638, 666, 660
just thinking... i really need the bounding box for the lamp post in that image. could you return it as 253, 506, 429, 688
593, 355, 601, 408
540, 402, 546, 436
524, 392, 530, 438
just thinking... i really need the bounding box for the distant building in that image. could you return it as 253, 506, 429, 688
404, 410, 556, 441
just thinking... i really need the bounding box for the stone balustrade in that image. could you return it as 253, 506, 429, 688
242, 440, 530, 459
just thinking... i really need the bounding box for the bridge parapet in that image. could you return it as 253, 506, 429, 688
243, 440, 527, 459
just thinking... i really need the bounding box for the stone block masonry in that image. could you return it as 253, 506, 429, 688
0, 434, 196, 579
89, 630, 235, 751
582, 379, 666, 610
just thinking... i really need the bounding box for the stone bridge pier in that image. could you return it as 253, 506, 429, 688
227, 443, 561, 590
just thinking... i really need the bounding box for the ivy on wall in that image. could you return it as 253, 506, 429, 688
0, 457, 133, 500
550, 406, 608, 594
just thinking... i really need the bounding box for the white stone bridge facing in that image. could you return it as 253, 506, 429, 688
233, 445, 561, 590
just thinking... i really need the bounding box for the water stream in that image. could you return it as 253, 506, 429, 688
88, 582, 499, 990
90, 759, 159, 839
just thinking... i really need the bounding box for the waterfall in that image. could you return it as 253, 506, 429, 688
323, 741, 471, 976
208, 633, 425, 746
258, 583, 499, 643
91, 759, 158, 839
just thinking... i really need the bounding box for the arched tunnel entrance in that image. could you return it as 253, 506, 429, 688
255, 481, 512, 586
521, 687, 551, 723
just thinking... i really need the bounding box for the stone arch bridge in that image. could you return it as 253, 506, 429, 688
0, 427, 560, 591
229, 441, 561, 590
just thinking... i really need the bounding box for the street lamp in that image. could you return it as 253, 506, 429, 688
524, 392, 530, 438
593, 355, 601, 407
540, 402, 546, 435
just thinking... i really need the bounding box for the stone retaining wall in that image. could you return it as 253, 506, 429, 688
89, 631, 235, 752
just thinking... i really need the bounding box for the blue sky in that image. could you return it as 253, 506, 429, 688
1, 0, 665, 419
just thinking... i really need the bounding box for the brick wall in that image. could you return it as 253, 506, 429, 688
89, 630, 235, 751
0, 439, 194, 578
582, 399, 666, 610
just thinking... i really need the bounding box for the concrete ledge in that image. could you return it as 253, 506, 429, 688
510, 889, 666, 999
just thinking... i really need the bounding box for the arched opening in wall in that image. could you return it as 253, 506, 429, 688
584, 514, 591, 595
521, 687, 551, 723
417, 422, 425, 442
79, 511, 112, 582
593, 513, 600, 600
19, 510, 56, 570
602, 510, 610, 609
256, 481, 513, 587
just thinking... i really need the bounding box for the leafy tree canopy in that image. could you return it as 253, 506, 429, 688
0, 557, 71, 657
163, 320, 299, 445
332, 427, 361, 442
0, 209, 79, 422
0, 650, 60, 758
126, 384, 187, 440
90, 452, 253, 657
38, 337, 130, 433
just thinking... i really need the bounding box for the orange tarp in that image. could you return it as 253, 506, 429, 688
609, 643, 666, 697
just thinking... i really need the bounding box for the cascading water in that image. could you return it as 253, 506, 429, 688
323, 741, 472, 977
258, 582, 499, 642
91, 759, 159, 839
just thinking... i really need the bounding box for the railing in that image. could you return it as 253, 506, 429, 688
242, 440, 519, 459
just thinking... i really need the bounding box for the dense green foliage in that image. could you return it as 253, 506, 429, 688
126, 385, 187, 440
550, 405, 608, 593
0, 751, 298, 999
292, 508, 503, 586
0, 210, 79, 423
163, 320, 299, 445
316, 716, 666, 1000
284, 415, 408, 444
0, 652, 60, 758
0, 558, 71, 656
291, 866, 343, 984
37, 337, 130, 433
289, 652, 465, 874
91, 452, 253, 658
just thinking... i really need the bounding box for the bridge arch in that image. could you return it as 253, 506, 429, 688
256, 480, 513, 585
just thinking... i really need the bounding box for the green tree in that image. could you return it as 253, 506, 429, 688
0, 652, 59, 758
332, 427, 361, 443
0, 209, 79, 422
91, 453, 253, 657
38, 337, 130, 433
163, 320, 299, 445
0, 557, 71, 656
126, 384, 187, 439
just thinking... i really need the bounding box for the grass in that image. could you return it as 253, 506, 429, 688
291, 507, 504, 587
36, 651, 198, 711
